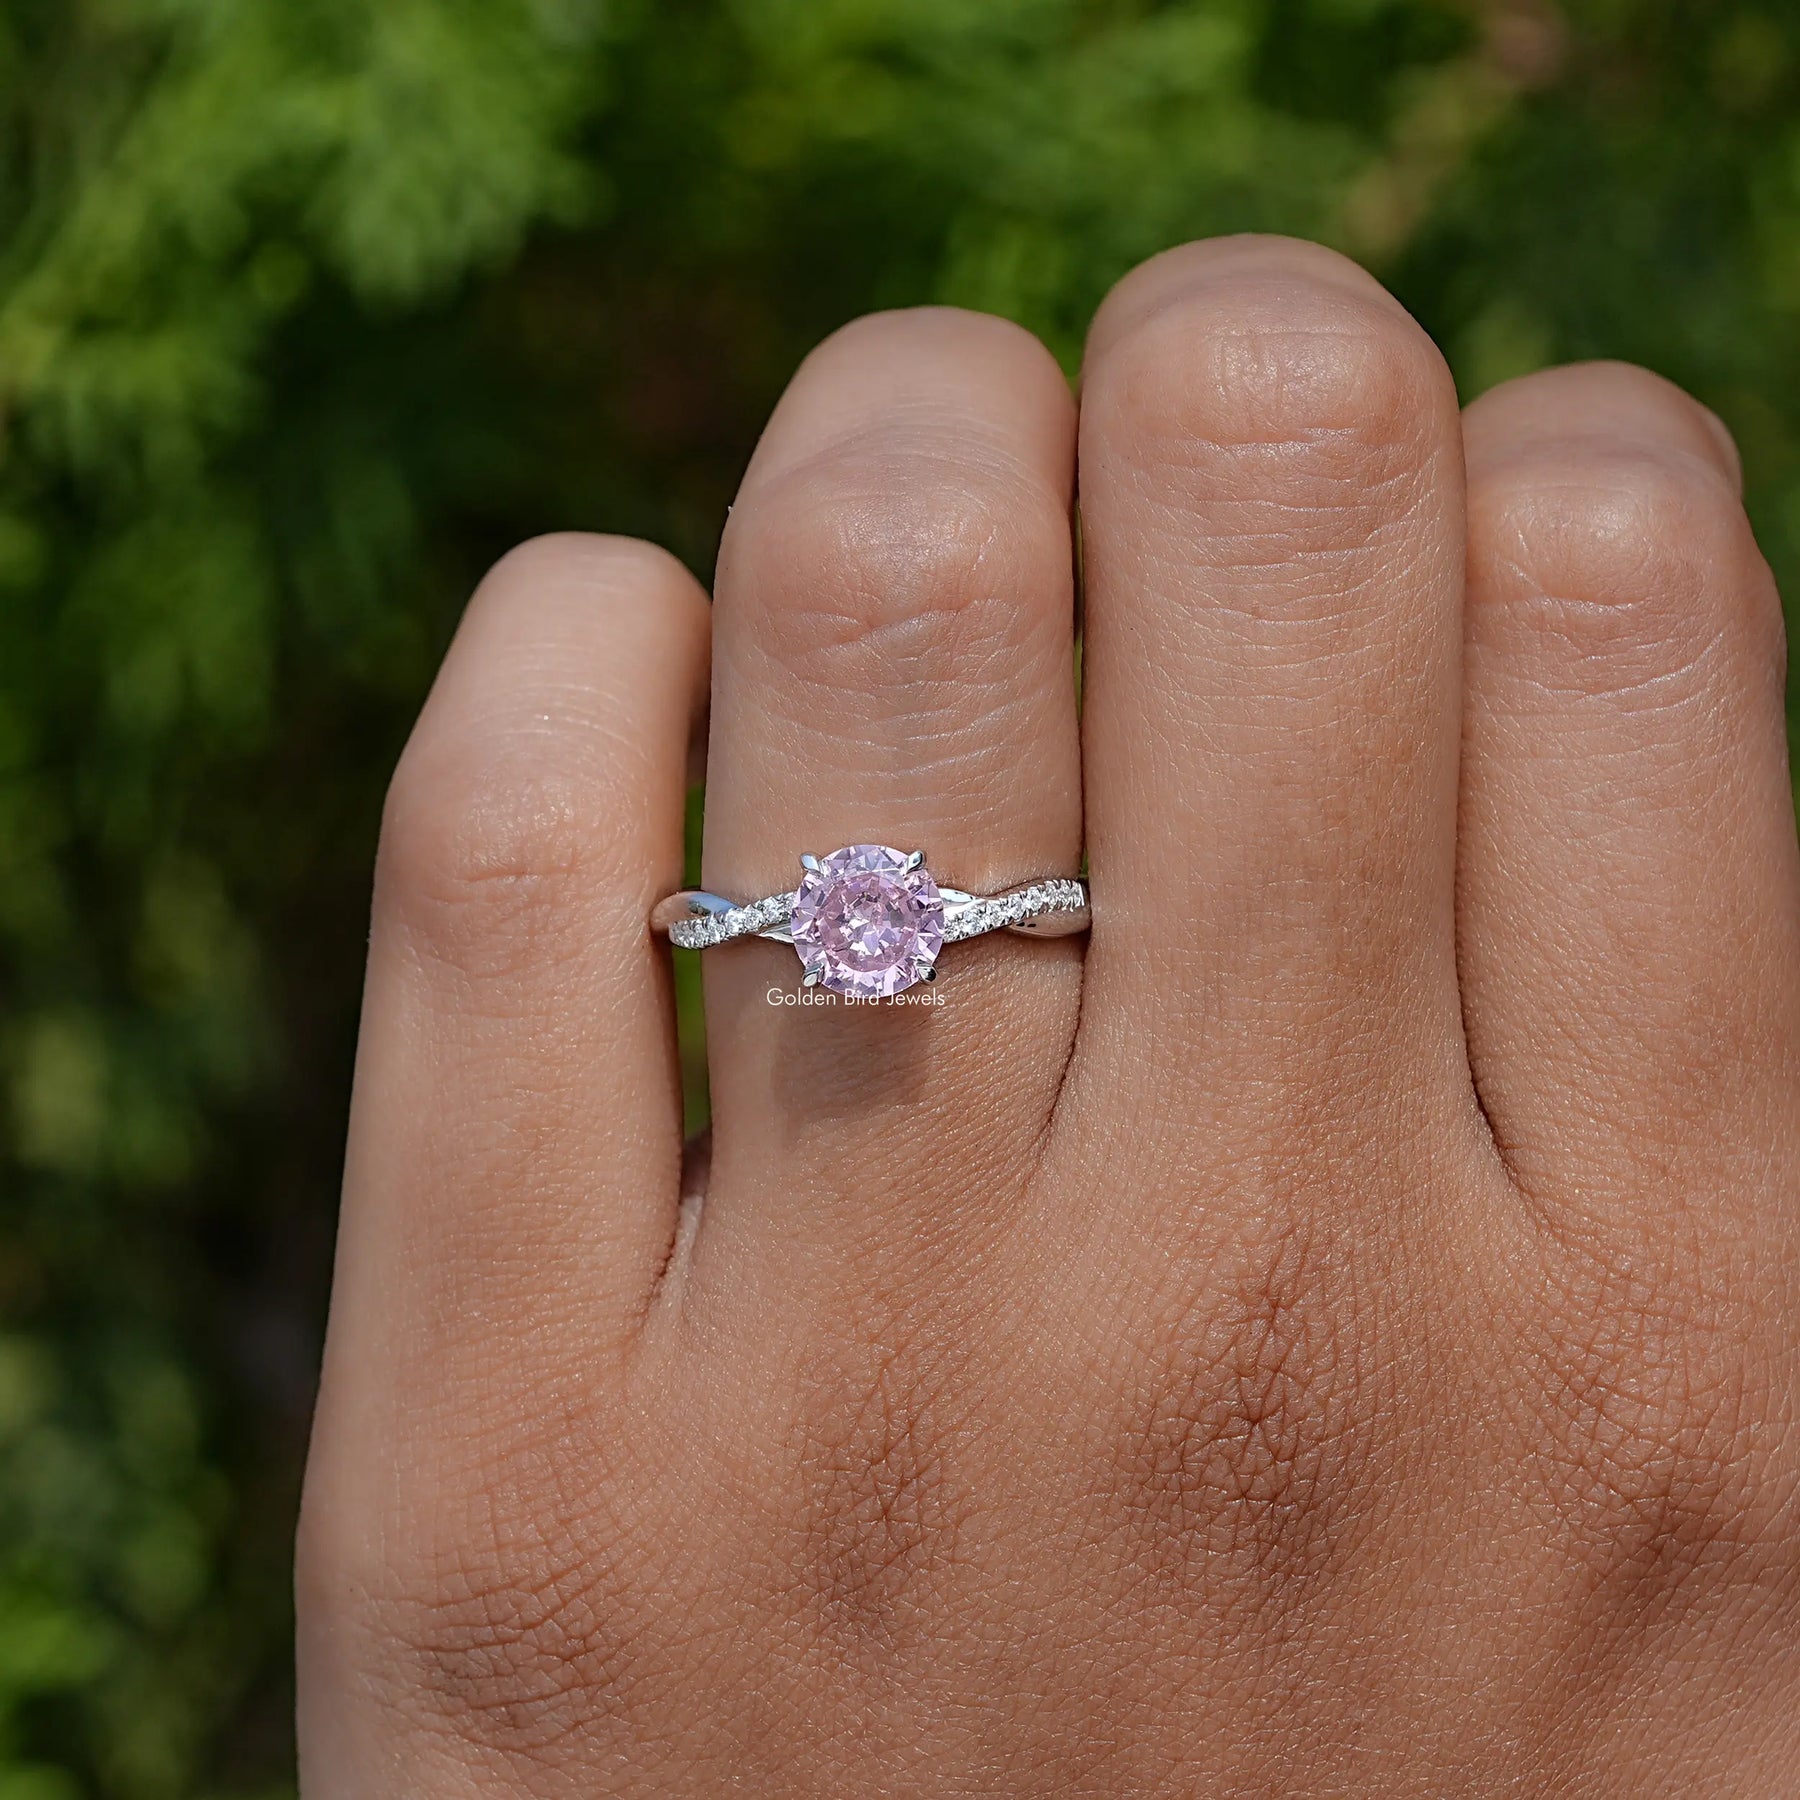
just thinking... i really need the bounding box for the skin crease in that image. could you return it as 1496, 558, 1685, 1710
295, 238, 1800, 1797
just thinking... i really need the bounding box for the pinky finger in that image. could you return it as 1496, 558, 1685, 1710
298, 534, 707, 1775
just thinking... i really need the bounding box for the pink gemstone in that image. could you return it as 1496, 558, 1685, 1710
789, 844, 944, 998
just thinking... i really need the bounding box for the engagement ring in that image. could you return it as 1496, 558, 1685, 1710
651, 843, 1089, 998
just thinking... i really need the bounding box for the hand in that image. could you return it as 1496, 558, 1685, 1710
296, 237, 1800, 1795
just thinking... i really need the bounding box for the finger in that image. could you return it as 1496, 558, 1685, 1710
302, 532, 707, 1606
1458, 362, 1800, 1211
1064, 237, 1472, 1213
694, 307, 1082, 1282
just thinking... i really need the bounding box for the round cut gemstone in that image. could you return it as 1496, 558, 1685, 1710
789, 844, 944, 998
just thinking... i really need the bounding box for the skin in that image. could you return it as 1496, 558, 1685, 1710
296, 237, 1800, 1796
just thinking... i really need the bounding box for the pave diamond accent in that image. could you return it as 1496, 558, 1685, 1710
666, 890, 792, 949
940, 878, 1088, 943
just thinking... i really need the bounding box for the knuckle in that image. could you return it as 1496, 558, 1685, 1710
375, 531, 700, 977
1469, 444, 1776, 689
378, 734, 636, 979
378, 1542, 653, 1761
783, 1334, 973, 1653
1087, 269, 1450, 502
1102, 1215, 1382, 1612
307, 1440, 660, 1761
726, 436, 1069, 692
383, 1560, 643, 1756
1518, 1242, 1800, 1616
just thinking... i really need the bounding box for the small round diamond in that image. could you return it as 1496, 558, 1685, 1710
789, 844, 944, 998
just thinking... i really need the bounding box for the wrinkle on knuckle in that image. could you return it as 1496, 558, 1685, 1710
784, 1335, 973, 1655
1101, 1214, 1374, 1610
379, 738, 640, 979
399, 1571, 633, 1755
335, 1485, 659, 1766
1089, 282, 1449, 505
727, 436, 1068, 695
1514, 1238, 1800, 1619
1470, 446, 1772, 699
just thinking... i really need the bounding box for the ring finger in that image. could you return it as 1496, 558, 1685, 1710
690, 307, 1083, 1296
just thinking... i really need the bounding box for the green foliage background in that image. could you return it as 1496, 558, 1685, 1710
1, 0, 1796, 1790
